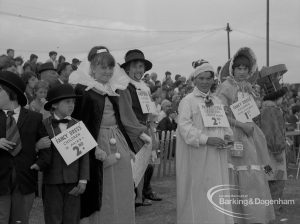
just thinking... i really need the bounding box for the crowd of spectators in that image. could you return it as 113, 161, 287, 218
1, 48, 299, 134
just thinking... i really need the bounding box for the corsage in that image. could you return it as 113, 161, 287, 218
205, 96, 214, 107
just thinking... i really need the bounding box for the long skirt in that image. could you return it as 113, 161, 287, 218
81, 125, 135, 224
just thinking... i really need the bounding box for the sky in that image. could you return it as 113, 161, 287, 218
0, 0, 299, 83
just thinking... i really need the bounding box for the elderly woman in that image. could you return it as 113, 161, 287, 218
70, 46, 150, 224
176, 59, 234, 224
216, 47, 275, 224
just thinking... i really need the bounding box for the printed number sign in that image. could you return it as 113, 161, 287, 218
230, 95, 260, 123
51, 121, 97, 165
136, 89, 156, 114
199, 103, 230, 128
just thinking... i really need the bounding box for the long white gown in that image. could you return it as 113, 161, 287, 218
176, 87, 234, 224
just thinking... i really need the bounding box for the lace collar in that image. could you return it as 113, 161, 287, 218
129, 78, 150, 92
69, 60, 130, 96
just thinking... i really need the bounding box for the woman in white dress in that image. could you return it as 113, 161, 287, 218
176, 59, 234, 224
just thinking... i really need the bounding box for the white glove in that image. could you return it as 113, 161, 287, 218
95, 146, 107, 161
139, 133, 152, 145
151, 150, 157, 163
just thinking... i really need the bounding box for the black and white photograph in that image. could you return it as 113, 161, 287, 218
0, 0, 299, 223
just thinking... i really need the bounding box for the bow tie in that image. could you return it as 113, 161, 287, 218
6, 111, 15, 117
52, 118, 70, 124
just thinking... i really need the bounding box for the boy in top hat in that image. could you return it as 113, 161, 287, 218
258, 64, 288, 216
42, 84, 89, 224
0, 71, 51, 224
119, 49, 161, 207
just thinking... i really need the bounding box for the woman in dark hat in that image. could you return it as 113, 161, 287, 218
0, 71, 51, 223
216, 47, 275, 224
119, 49, 160, 207
71, 46, 150, 224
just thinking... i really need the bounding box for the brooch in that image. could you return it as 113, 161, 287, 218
205, 96, 214, 107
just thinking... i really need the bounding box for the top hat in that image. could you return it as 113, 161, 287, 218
39, 62, 56, 73
121, 49, 152, 72
257, 64, 288, 101
72, 58, 81, 64
44, 84, 81, 111
0, 71, 27, 106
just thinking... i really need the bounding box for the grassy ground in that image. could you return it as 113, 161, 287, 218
29, 167, 300, 224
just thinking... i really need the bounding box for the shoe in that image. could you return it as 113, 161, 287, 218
135, 199, 152, 207
144, 192, 162, 201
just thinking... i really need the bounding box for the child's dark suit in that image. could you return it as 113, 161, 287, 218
43, 115, 89, 224
0, 108, 51, 224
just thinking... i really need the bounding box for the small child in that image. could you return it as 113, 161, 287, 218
21, 71, 38, 104
29, 80, 50, 119
42, 84, 89, 224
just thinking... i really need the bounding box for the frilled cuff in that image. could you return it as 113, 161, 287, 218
199, 134, 209, 145
79, 180, 87, 184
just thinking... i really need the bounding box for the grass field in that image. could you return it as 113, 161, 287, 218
29, 166, 300, 224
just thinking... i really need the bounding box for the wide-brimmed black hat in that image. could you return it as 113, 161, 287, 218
39, 62, 56, 73
0, 71, 27, 106
121, 49, 152, 72
44, 84, 81, 111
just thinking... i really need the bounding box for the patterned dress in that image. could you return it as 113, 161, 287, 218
217, 79, 275, 224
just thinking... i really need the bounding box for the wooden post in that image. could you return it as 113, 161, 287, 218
266, 0, 270, 66
226, 23, 232, 60
162, 131, 170, 177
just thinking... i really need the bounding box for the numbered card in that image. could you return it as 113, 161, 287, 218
198, 103, 230, 128
51, 121, 97, 165
136, 89, 156, 114
230, 95, 260, 123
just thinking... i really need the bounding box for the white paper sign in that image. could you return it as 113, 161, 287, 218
230, 96, 260, 123
131, 143, 152, 186
136, 89, 156, 114
199, 103, 230, 128
51, 121, 97, 165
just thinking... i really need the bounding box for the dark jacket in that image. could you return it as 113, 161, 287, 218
51, 78, 64, 88
42, 116, 89, 184
0, 108, 51, 196
118, 84, 148, 152
157, 116, 177, 132
286, 114, 298, 129
72, 84, 134, 218
260, 101, 286, 154
126, 83, 148, 124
